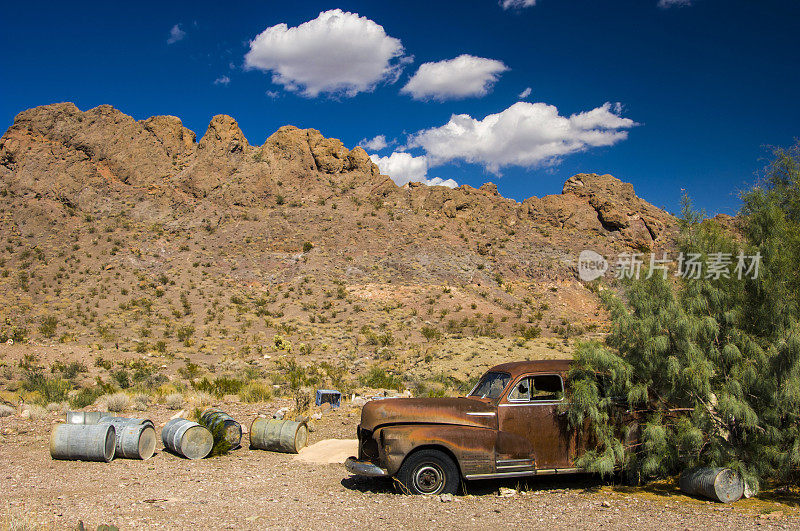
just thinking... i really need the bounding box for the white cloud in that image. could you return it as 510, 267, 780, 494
213, 76, 231, 86
500, 0, 537, 9
244, 9, 407, 98
401, 55, 508, 101
407, 101, 636, 173
369, 152, 457, 188
518, 87, 532, 99
658, 0, 693, 7
265, 90, 281, 99
167, 24, 186, 45
359, 135, 389, 151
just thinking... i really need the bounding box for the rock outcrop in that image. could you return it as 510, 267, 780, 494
0, 102, 676, 250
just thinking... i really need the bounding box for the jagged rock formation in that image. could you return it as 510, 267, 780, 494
0, 102, 683, 361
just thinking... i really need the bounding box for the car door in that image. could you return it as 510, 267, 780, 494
497, 373, 574, 471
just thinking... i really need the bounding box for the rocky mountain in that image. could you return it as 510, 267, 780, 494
0, 103, 677, 384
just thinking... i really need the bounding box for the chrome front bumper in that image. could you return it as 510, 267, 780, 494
344, 457, 388, 477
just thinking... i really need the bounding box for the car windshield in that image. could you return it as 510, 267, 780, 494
469, 371, 511, 399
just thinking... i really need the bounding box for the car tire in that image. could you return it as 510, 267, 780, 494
396, 449, 460, 495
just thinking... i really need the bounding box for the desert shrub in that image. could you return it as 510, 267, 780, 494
192, 376, 244, 398
46, 402, 66, 413
131, 393, 150, 411
69, 386, 104, 409
165, 393, 184, 410
51, 361, 87, 380
239, 381, 272, 403
421, 325, 442, 341
22, 404, 47, 420
360, 367, 404, 391
187, 391, 214, 408
20, 361, 71, 405
112, 369, 131, 389
38, 315, 58, 338
102, 392, 130, 412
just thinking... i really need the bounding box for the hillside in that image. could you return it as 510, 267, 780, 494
0, 102, 677, 396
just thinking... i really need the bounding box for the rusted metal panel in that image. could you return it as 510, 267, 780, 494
359, 397, 497, 432
374, 424, 496, 476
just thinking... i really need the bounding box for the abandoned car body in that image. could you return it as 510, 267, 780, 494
345, 360, 588, 494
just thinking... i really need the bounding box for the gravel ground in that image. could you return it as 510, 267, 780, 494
2, 401, 798, 530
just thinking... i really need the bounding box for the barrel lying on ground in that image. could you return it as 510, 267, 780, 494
50, 424, 116, 462
161, 418, 213, 460
679, 467, 745, 503
98, 418, 156, 460
250, 418, 308, 454
98, 416, 155, 429
65, 411, 112, 424
200, 408, 242, 449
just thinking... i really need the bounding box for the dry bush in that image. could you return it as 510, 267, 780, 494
131, 393, 150, 411
186, 391, 214, 408
0, 404, 14, 417
46, 402, 67, 413
99, 392, 130, 413
165, 393, 184, 410
239, 381, 272, 403
21, 404, 47, 420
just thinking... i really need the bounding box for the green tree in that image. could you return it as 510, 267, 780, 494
567, 143, 800, 490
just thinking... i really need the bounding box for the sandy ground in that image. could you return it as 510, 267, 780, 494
2, 400, 799, 530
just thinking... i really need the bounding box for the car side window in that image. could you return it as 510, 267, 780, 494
508, 374, 564, 402
531, 374, 563, 401
508, 377, 531, 401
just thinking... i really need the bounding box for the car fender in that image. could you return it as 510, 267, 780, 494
374, 424, 496, 476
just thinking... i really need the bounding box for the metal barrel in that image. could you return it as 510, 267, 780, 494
65, 411, 112, 424
50, 423, 116, 462
98, 416, 155, 429
107, 423, 156, 460
679, 467, 745, 503
249, 418, 308, 454
200, 408, 242, 449
161, 418, 213, 460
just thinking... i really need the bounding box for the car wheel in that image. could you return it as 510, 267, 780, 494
397, 449, 459, 495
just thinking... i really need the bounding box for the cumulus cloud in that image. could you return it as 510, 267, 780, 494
401, 55, 508, 101
244, 9, 407, 97
518, 87, 532, 99
407, 101, 636, 173
359, 135, 390, 151
369, 152, 457, 188
658, 0, 693, 7
213, 76, 231, 86
500, 0, 537, 9
167, 24, 186, 44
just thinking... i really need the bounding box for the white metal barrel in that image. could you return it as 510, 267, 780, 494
250, 418, 308, 454
161, 418, 213, 460
50, 423, 116, 462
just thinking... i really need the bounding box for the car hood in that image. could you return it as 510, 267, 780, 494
359, 397, 496, 431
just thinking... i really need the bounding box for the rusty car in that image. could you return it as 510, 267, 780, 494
345, 359, 593, 494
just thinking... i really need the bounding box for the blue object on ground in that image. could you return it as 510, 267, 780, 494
315, 389, 342, 408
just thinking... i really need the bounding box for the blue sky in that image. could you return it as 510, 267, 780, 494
1, 0, 798, 215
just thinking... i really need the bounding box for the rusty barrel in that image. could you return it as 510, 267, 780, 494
99, 418, 156, 460
65, 411, 112, 424
200, 408, 242, 449
50, 423, 116, 462
679, 467, 744, 503
250, 418, 308, 454
161, 418, 213, 460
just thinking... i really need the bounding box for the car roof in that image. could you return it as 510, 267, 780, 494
486, 359, 572, 378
